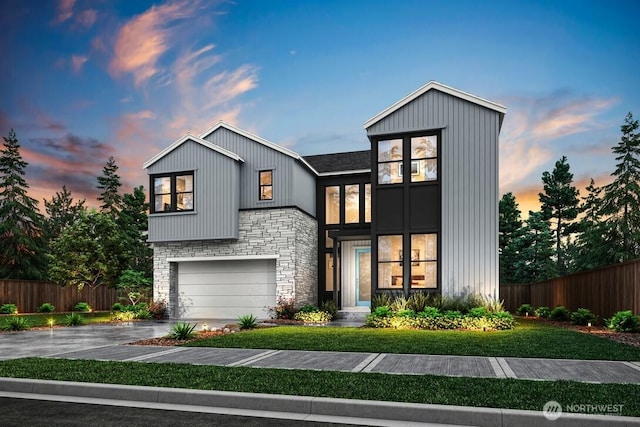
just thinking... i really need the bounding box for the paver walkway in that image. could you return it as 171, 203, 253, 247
42, 345, 640, 384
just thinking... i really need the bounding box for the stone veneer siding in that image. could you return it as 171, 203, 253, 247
152, 208, 318, 318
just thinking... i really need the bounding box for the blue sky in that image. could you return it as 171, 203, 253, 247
1, 0, 639, 214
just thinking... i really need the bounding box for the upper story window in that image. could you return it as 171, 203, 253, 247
364, 183, 371, 223
345, 184, 359, 224
325, 186, 340, 224
152, 172, 194, 213
377, 139, 403, 184
259, 170, 273, 201
411, 136, 438, 182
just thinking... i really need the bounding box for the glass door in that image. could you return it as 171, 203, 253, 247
355, 248, 371, 307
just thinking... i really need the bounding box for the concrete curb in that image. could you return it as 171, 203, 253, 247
0, 378, 638, 426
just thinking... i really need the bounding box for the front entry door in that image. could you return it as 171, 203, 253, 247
355, 248, 371, 307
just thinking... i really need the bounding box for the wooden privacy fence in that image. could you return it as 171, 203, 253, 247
0, 280, 119, 313
500, 258, 640, 319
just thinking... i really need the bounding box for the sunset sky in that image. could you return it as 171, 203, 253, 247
1, 0, 639, 216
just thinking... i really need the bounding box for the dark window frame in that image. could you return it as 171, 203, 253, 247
258, 170, 273, 201
150, 171, 194, 214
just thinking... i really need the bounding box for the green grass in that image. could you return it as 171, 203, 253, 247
0, 358, 638, 416
0, 312, 113, 328
184, 318, 640, 361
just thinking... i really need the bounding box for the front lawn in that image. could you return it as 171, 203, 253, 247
1, 358, 638, 417
0, 312, 113, 329
184, 318, 640, 361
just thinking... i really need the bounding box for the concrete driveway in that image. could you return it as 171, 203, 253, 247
0, 321, 184, 360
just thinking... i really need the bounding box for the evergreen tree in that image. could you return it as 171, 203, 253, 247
499, 192, 523, 284
119, 185, 152, 278
539, 156, 580, 276
0, 129, 47, 279
97, 156, 122, 216
573, 179, 614, 270
512, 211, 555, 284
43, 185, 86, 243
601, 112, 640, 261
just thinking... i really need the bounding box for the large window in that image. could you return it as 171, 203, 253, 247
365, 183, 371, 223
377, 139, 403, 184
377, 235, 403, 289
345, 184, 359, 223
259, 170, 273, 200
410, 234, 437, 288
410, 136, 438, 182
325, 186, 340, 224
152, 172, 193, 213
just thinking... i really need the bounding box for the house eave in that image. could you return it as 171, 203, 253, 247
363, 81, 507, 130
143, 133, 244, 170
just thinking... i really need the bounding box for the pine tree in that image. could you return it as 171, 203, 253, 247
43, 185, 86, 243
499, 192, 523, 284
0, 129, 47, 279
601, 112, 640, 261
573, 179, 614, 270
97, 156, 122, 217
539, 156, 580, 276
512, 211, 555, 284
119, 186, 152, 277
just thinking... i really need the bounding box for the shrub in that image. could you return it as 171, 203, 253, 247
407, 292, 430, 312
268, 297, 296, 320
372, 305, 392, 318
481, 297, 506, 313
418, 306, 441, 317
0, 304, 18, 315
298, 304, 319, 313
73, 302, 91, 312
607, 310, 640, 332
319, 300, 337, 320
37, 303, 55, 313
550, 306, 571, 321
237, 314, 259, 330
534, 306, 551, 318
168, 322, 197, 340
516, 304, 533, 316
371, 293, 392, 311
1, 316, 31, 331
294, 311, 332, 323
396, 309, 416, 318
134, 309, 152, 320
111, 302, 124, 312
148, 299, 167, 320
111, 311, 135, 322
571, 308, 596, 325
390, 296, 409, 312
65, 312, 85, 326
366, 310, 515, 331
468, 307, 489, 318
438, 294, 483, 313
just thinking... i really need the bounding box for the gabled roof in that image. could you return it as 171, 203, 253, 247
199, 121, 319, 175
304, 150, 371, 175
143, 133, 244, 169
363, 81, 507, 130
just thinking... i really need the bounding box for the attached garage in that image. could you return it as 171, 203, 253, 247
177, 258, 277, 319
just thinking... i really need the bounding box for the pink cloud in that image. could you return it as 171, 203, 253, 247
116, 110, 156, 140
76, 9, 97, 28
53, 0, 75, 24
532, 97, 618, 139
71, 54, 88, 73
108, 1, 199, 87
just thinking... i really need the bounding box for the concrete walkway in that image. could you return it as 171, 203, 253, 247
2, 321, 640, 426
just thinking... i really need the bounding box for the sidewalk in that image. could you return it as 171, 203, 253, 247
39, 344, 640, 384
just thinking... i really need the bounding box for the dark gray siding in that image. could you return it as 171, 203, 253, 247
203, 127, 316, 215
147, 140, 240, 242
367, 89, 500, 298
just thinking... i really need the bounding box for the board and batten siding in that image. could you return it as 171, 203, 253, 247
203, 127, 316, 216
367, 89, 500, 298
147, 140, 241, 242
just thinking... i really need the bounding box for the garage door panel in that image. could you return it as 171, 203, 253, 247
178, 259, 277, 319
178, 283, 276, 296
179, 260, 273, 274
179, 272, 276, 286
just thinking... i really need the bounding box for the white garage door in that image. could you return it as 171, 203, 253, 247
177, 259, 276, 319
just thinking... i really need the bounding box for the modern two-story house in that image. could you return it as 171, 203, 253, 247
144, 81, 506, 319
